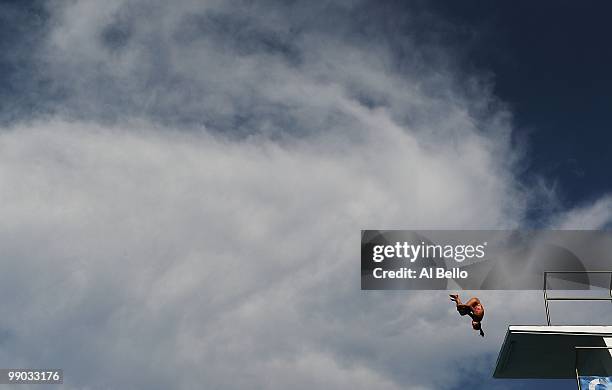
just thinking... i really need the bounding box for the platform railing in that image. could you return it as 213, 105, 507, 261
543, 271, 612, 326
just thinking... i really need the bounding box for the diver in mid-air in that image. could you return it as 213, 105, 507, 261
450, 294, 485, 337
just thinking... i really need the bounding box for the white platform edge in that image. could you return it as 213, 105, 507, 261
509, 325, 612, 335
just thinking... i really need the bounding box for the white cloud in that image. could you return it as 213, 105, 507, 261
0, 109, 525, 389
551, 195, 612, 229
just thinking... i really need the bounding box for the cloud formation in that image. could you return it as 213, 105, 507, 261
0, 1, 610, 389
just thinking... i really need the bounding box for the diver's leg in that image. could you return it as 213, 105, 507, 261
456, 304, 471, 316
450, 294, 471, 316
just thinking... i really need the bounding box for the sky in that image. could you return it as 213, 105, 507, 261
431, 1, 612, 211
0, 1, 611, 389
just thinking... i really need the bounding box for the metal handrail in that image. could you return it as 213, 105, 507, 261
574, 346, 612, 390
543, 271, 612, 326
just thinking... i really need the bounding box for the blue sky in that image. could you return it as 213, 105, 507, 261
433, 1, 612, 210
0, 1, 611, 389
